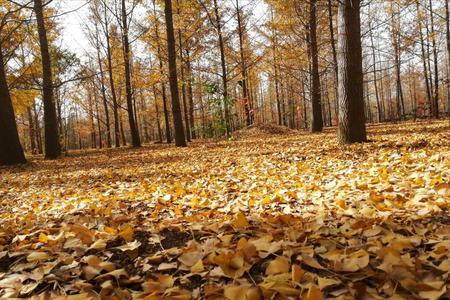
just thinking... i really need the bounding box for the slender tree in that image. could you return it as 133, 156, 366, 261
213, 0, 231, 137
428, 0, 439, 118
308, 0, 323, 132
152, 0, 172, 143
164, 0, 187, 147
236, 0, 252, 126
446, 0, 450, 116
327, 0, 338, 122
337, 0, 367, 144
121, 0, 141, 147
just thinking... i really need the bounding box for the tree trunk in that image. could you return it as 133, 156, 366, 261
164, 0, 187, 147
153, 0, 172, 144
177, 29, 191, 142
27, 106, 37, 154
213, 0, 231, 137
337, 0, 367, 144
33, 103, 43, 154
369, 14, 382, 122
95, 26, 112, 148
186, 51, 196, 139
153, 87, 163, 143
446, 0, 450, 117
327, 0, 339, 122
121, 0, 141, 147
236, 0, 251, 126
428, 0, 439, 118
308, 0, 323, 132
416, 1, 433, 117
0, 46, 26, 165
34, 0, 61, 159
104, 5, 121, 148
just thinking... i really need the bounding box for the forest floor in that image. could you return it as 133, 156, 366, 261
0, 120, 450, 300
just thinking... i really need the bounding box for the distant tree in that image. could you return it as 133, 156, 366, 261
34, 0, 61, 159
164, 0, 187, 147
337, 0, 367, 144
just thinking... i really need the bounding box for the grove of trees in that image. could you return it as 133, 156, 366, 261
1, 0, 450, 165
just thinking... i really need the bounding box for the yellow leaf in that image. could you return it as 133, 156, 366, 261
266, 256, 290, 275
292, 264, 304, 283
38, 233, 49, 243
317, 277, 341, 290
191, 259, 204, 273
342, 249, 369, 272
157, 274, 174, 289
119, 225, 134, 242
233, 212, 249, 229
303, 285, 324, 300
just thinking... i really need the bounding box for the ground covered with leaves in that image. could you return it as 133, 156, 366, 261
1, 121, 450, 300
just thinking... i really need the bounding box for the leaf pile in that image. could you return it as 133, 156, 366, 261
0, 121, 449, 299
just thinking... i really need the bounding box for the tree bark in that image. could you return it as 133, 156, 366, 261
337, 0, 367, 144
0, 45, 26, 165
34, 0, 61, 159
164, 0, 187, 147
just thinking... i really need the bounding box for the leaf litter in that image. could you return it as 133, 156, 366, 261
0, 121, 449, 299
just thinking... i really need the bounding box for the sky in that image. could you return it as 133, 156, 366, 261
56, 0, 268, 60
57, 0, 92, 56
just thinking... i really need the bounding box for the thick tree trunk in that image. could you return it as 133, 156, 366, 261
34, 0, 60, 159
0, 46, 26, 165
337, 0, 367, 144
121, 0, 141, 147
309, 0, 323, 132
164, 0, 187, 147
